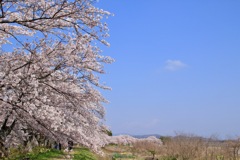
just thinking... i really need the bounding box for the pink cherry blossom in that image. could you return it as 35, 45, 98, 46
0, 0, 112, 154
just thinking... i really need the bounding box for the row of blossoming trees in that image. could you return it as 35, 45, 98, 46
0, 0, 113, 156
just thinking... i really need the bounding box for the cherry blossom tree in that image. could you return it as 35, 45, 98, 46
0, 0, 113, 155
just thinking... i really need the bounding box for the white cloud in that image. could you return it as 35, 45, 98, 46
164, 60, 187, 71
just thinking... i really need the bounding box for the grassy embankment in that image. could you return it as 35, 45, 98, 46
5, 145, 151, 160
6, 147, 97, 160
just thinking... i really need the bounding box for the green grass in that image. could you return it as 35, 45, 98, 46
6, 146, 98, 160
7, 147, 64, 160
29, 149, 64, 160
73, 148, 97, 160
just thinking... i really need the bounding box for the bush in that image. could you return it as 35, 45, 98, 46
112, 153, 135, 159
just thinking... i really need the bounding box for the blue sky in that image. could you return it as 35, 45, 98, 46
98, 0, 240, 138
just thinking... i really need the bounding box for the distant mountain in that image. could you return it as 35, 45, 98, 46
113, 133, 162, 139
131, 134, 162, 139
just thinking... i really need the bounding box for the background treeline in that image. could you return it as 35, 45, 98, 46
149, 133, 240, 160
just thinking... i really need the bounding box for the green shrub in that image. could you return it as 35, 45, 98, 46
106, 130, 113, 136
216, 155, 224, 160
112, 153, 135, 159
